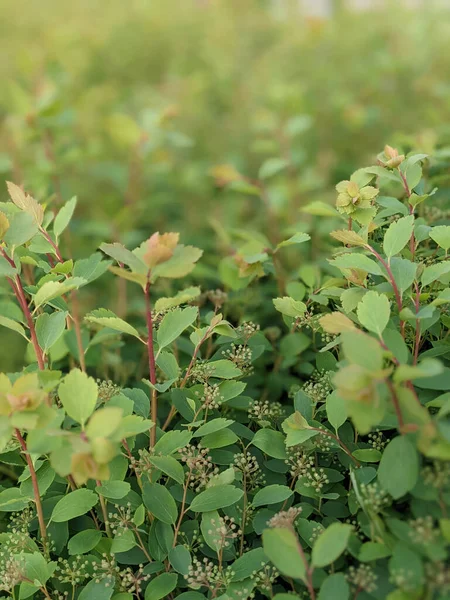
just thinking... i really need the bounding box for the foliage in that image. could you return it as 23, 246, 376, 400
0, 142, 449, 600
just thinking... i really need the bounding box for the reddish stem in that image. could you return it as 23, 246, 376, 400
413, 282, 421, 366
41, 230, 86, 371
16, 429, 48, 549
386, 379, 404, 432
1, 248, 46, 370
144, 281, 157, 446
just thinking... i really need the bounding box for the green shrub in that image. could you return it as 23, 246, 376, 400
0, 147, 449, 599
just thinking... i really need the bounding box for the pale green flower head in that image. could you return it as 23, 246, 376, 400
335, 170, 379, 225
336, 180, 379, 215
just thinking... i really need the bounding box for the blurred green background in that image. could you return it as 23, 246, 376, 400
1, 0, 450, 369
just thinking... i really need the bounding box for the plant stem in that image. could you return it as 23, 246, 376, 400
163, 321, 216, 432
144, 281, 157, 447
41, 229, 86, 371
173, 469, 192, 547
367, 246, 402, 313
290, 525, 315, 599
310, 428, 360, 467
15, 429, 47, 550
239, 474, 247, 556
413, 282, 421, 366
96, 480, 112, 537
386, 379, 404, 431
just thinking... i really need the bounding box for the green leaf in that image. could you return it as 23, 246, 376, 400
0, 487, 31, 511
151, 245, 203, 281
229, 548, 268, 581
34, 277, 86, 309
148, 455, 185, 484
318, 573, 350, 600
311, 523, 352, 567
378, 436, 419, 499
421, 261, 450, 287
169, 545, 192, 575
429, 225, 450, 251
54, 197, 77, 239
154, 287, 201, 311
262, 527, 306, 580
22, 552, 53, 587
326, 391, 347, 432
192, 418, 234, 438
74, 252, 112, 283
208, 360, 242, 379
143, 483, 178, 524
6, 181, 44, 225
0, 315, 28, 340
4, 211, 39, 246
389, 258, 417, 295
36, 311, 67, 352
259, 157, 288, 180
153, 430, 192, 455
96, 481, 131, 500
157, 306, 198, 349
111, 528, 136, 553
100, 242, 147, 273
190, 485, 243, 512
383, 215, 414, 259
341, 330, 383, 370
357, 291, 390, 336
252, 484, 293, 507
58, 369, 98, 427
276, 232, 311, 249
79, 579, 114, 600
352, 449, 382, 462
251, 429, 287, 459
51, 489, 98, 522
85, 308, 143, 340
329, 253, 382, 276
145, 573, 178, 600
68, 530, 102, 555
273, 296, 307, 317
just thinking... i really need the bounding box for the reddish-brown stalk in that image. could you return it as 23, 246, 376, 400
144, 281, 158, 447
16, 429, 48, 550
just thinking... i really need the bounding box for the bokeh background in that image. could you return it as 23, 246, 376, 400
1, 0, 450, 369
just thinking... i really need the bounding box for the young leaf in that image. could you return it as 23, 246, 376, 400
356, 291, 390, 336
58, 369, 98, 427
383, 215, 414, 259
